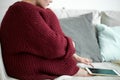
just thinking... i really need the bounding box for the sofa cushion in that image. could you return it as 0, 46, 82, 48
101, 11, 120, 26
0, 44, 18, 80
60, 13, 102, 62
96, 24, 120, 61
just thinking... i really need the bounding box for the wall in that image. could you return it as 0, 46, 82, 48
49, 0, 120, 10
0, 0, 120, 23
0, 0, 17, 23
48, 0, 120, 10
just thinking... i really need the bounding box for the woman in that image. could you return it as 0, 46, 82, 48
0, 0, 92, 79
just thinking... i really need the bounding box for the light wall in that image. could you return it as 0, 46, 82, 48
49, 0, 120, 10
0, 0, 120, 23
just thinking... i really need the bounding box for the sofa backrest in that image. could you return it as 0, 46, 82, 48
52, 8, 101, 25
0, 44, 8, 80
0, 44, 18, 80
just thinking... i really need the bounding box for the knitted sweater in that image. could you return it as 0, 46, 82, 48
0, 1, 79, 80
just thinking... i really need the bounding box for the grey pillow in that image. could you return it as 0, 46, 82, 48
60, 13, 102, 62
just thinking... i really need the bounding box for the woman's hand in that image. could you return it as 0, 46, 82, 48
73, 54, 92, 65
72, 41, 75, 48
73, 68, 91, 77
72, 41, 93, 67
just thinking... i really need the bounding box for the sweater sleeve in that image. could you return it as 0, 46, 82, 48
5, 5, 76, 59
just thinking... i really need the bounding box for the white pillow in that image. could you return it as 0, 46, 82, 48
96, 24, 120, 61
101, 11, 120, 26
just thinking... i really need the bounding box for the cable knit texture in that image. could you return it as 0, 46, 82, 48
0, 1, 79, 80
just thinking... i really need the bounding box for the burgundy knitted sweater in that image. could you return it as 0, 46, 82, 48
0, 1, 79, 80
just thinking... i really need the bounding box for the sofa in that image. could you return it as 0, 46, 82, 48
0, 9, 120, 80
54, 9, 120, 80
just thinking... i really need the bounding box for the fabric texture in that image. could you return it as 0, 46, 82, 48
101, 11, 120, 26
96, 24, 120, 61
55, 62, 120, 80
0, 44, 17, 80
0, 1, 79, 80
60, 13, 102, 62
0, 44, 7, 80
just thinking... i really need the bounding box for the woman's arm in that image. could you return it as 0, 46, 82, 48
8, 5, 75, 59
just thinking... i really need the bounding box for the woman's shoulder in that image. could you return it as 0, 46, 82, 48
45, 8, 58, 17
9, 1, 39, 13
46, 8, 55, 14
